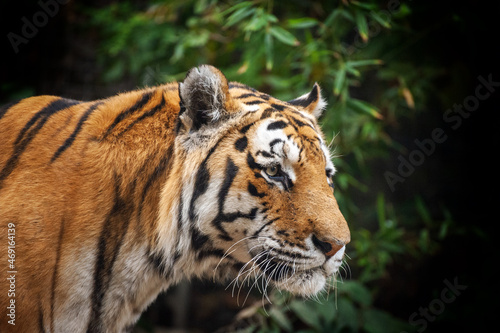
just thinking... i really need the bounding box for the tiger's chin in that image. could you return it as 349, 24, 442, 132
271, 268, 330, 297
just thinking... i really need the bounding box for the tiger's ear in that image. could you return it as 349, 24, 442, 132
287, 83, 327, 118
178, 65, 238, 132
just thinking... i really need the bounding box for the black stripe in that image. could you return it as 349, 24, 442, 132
175, 100, 187, 133
15, 98, 81, 146
147, 247, 170, 279
269, 138, 283, 148
289, 115, 310, 128
197, 248, 226, 260
272, 247, 312, 259
0, 100, 20, 120
290, 109, 316, 122
51, 101, 103, 163
101, 91, 154, 139
229, 82, 257, 92
259, 93, 271, 100
217, 158, 239, 212
239, 123, 253, 134
190, 225, 209, 252
50, 218, 66, 333
261, 107, 279, 119
257, 150, 274, 158
39, 302, 47, 333
137, 145, 175, 223
188, 139, 223, 222
210, 158, 260, 241
236, 93, 257, 99
188, 158, 210, 223
252, 217, 280, 238
245, 100, 265, 105
116, 95, 166, 138
247, 152, 260, 170
177, 186, 185, 235
267, 120, 288, 131
248, 182, 265, 198
271, 103, 286, 111
212, 207, 259, 242
235, 136, 248, 152
87, 175, 134, 332
211, 158, 239, 241
0, 98, 80, 190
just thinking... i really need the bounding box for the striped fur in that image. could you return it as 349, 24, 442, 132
0, 65, 350, 332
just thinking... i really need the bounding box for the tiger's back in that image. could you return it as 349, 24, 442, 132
0, 65, 350, 332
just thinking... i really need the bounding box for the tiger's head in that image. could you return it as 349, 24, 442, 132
160, 65, 350, 297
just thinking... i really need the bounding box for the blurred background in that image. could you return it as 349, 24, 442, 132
1, 0, 498, 332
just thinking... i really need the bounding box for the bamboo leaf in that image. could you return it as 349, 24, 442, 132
333, 67, 346, 96
287, 17, 318, 29
220, 1, 253, 16
269, 307, 293, 332
346, 59, 383, 67
265, 32, 273, 70
289, 301, 322, 330
340, 280, 373, 306
346, 98, 383, 119
376, 192, 386, 225
354, 10, 369, 42
370, 10, 392, 28
224, 7, 255, 27
269, 26, 300, 46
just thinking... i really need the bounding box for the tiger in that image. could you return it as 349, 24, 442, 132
0, 65, 350, 332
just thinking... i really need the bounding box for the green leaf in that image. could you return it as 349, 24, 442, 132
346, 98, 383, 119
269, 307, 293, 332
346, 59, 383, 67
287, 18, 318, 29
362, 308, 411, 333
376, 193, 386, 225
415, 196, 432, 225
224, 6, 255, 27
339, 281, 373, 306
244, 12, 269, 32
220, 1, 253, 16
419, 229, 430, 252
265, 32, 274, 70
322, 9, 349, 32
289, 300, 322, 330
354, 10, 369, 42
336, 297, 359, 331
333, 67, 346, 96
351, 1, 378, 10
269, 26, 300, 46
370, 10, 392, 28
316, 298, 336, 323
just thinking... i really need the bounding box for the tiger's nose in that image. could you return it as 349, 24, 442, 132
312, 235, 345, 257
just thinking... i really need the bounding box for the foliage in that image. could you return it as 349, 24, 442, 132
233, 280, 411, 333
83, 0, 465, 331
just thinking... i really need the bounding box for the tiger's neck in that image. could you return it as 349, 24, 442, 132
82, 86, 191, 331
84, 85, 237, 331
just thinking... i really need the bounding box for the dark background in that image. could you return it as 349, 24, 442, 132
1, 1, 499, 332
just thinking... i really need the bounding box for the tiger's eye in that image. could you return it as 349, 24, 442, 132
266, 165, 279, 177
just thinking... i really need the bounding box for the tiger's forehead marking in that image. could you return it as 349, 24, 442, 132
253, 118, 301, 164
249, 112, 330, 168
230, 82, 333, 169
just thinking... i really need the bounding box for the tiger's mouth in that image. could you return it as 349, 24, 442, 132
245, 246, 346, 297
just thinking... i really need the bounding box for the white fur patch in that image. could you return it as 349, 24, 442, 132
243, 104, 260, 112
